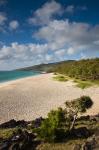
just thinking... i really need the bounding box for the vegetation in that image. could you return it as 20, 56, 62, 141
34, 108, 66, 142
53, 74, 94, 89
73, 79, 93, 89
16, 60, 74, 72
37, 117, 99, 150
53, 75, 68, 82
18, 58, 99, 88
0, 128, 16, 140
18, 58, 99, 82
53, 58, 99, 81
34, 96, 93, 143
65, 96, 93, 130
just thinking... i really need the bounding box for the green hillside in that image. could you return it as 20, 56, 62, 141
53, 58, 99, 81
18, 58, 99, 81
17, 60, 74, 72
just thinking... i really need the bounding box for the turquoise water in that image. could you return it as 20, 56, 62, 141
0, 71, 41, 83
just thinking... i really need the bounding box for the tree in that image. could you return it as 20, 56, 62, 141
65, 96, 93, 131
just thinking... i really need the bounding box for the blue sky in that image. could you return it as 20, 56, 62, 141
0, 0, 99, 70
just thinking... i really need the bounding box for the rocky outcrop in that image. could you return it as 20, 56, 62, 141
0, 117, 43, 129
0, 129, 40, 150
71, 127, 91, 138
0, 119, 29, 128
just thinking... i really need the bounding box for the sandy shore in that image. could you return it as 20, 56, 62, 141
0, 73, 99, 124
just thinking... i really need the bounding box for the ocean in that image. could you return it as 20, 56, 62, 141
0, 71, 41, 83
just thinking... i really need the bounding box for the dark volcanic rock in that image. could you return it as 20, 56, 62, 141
0, 120, 29, 129
33, 117, 44, 128
0, 119, 17, 128
72, 127, 91, 138
0, 129, 37, 150
0, 139, 11, 150
77, 115, 90, 121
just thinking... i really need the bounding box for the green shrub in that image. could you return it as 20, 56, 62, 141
36, 119, 57, 142
35, 108, 67, 142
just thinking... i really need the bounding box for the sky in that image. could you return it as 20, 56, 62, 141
0, 0, 99, 70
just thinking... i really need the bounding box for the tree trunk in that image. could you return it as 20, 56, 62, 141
70, 114, 77, 131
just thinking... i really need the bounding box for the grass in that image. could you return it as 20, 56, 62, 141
53, 75, 68, 82
37, 139, 85, 150
53, 73, 99, 89
74, 78, 99, 89
74, 80, 94, 89
0, 128, 18, 140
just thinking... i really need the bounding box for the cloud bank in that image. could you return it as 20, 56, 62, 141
0, 0, 99, 70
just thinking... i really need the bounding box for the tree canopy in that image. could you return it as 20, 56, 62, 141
53, 58, 99, 81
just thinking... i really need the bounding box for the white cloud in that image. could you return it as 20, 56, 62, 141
0, 42, 48, 62
0, 1, 98, 70
9, 20, 19, 30
34, 19, 99, 56
28, 1, 87, 26
0, 42, 67, 69
28, 0, 63, 25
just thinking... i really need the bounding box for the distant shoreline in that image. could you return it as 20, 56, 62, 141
0, 71, 42, 86
0, 73, 43, 88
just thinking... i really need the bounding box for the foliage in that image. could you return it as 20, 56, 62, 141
34, 108, 66, 142
65, 96, 93, 130
53, 58, 99, 81
47, 108, 65, 128
35, 96, 93, 142
53, 75, 68, 82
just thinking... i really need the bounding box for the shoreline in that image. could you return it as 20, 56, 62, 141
0, 73, 43, 88
0, 73, 99, 124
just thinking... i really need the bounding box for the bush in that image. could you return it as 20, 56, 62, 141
36, 119, 57, 142
35, 108, 67, 142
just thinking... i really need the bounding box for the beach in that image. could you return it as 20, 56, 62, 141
0, 73, 99, 124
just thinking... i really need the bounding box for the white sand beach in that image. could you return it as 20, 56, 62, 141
0, 73, 99, 124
